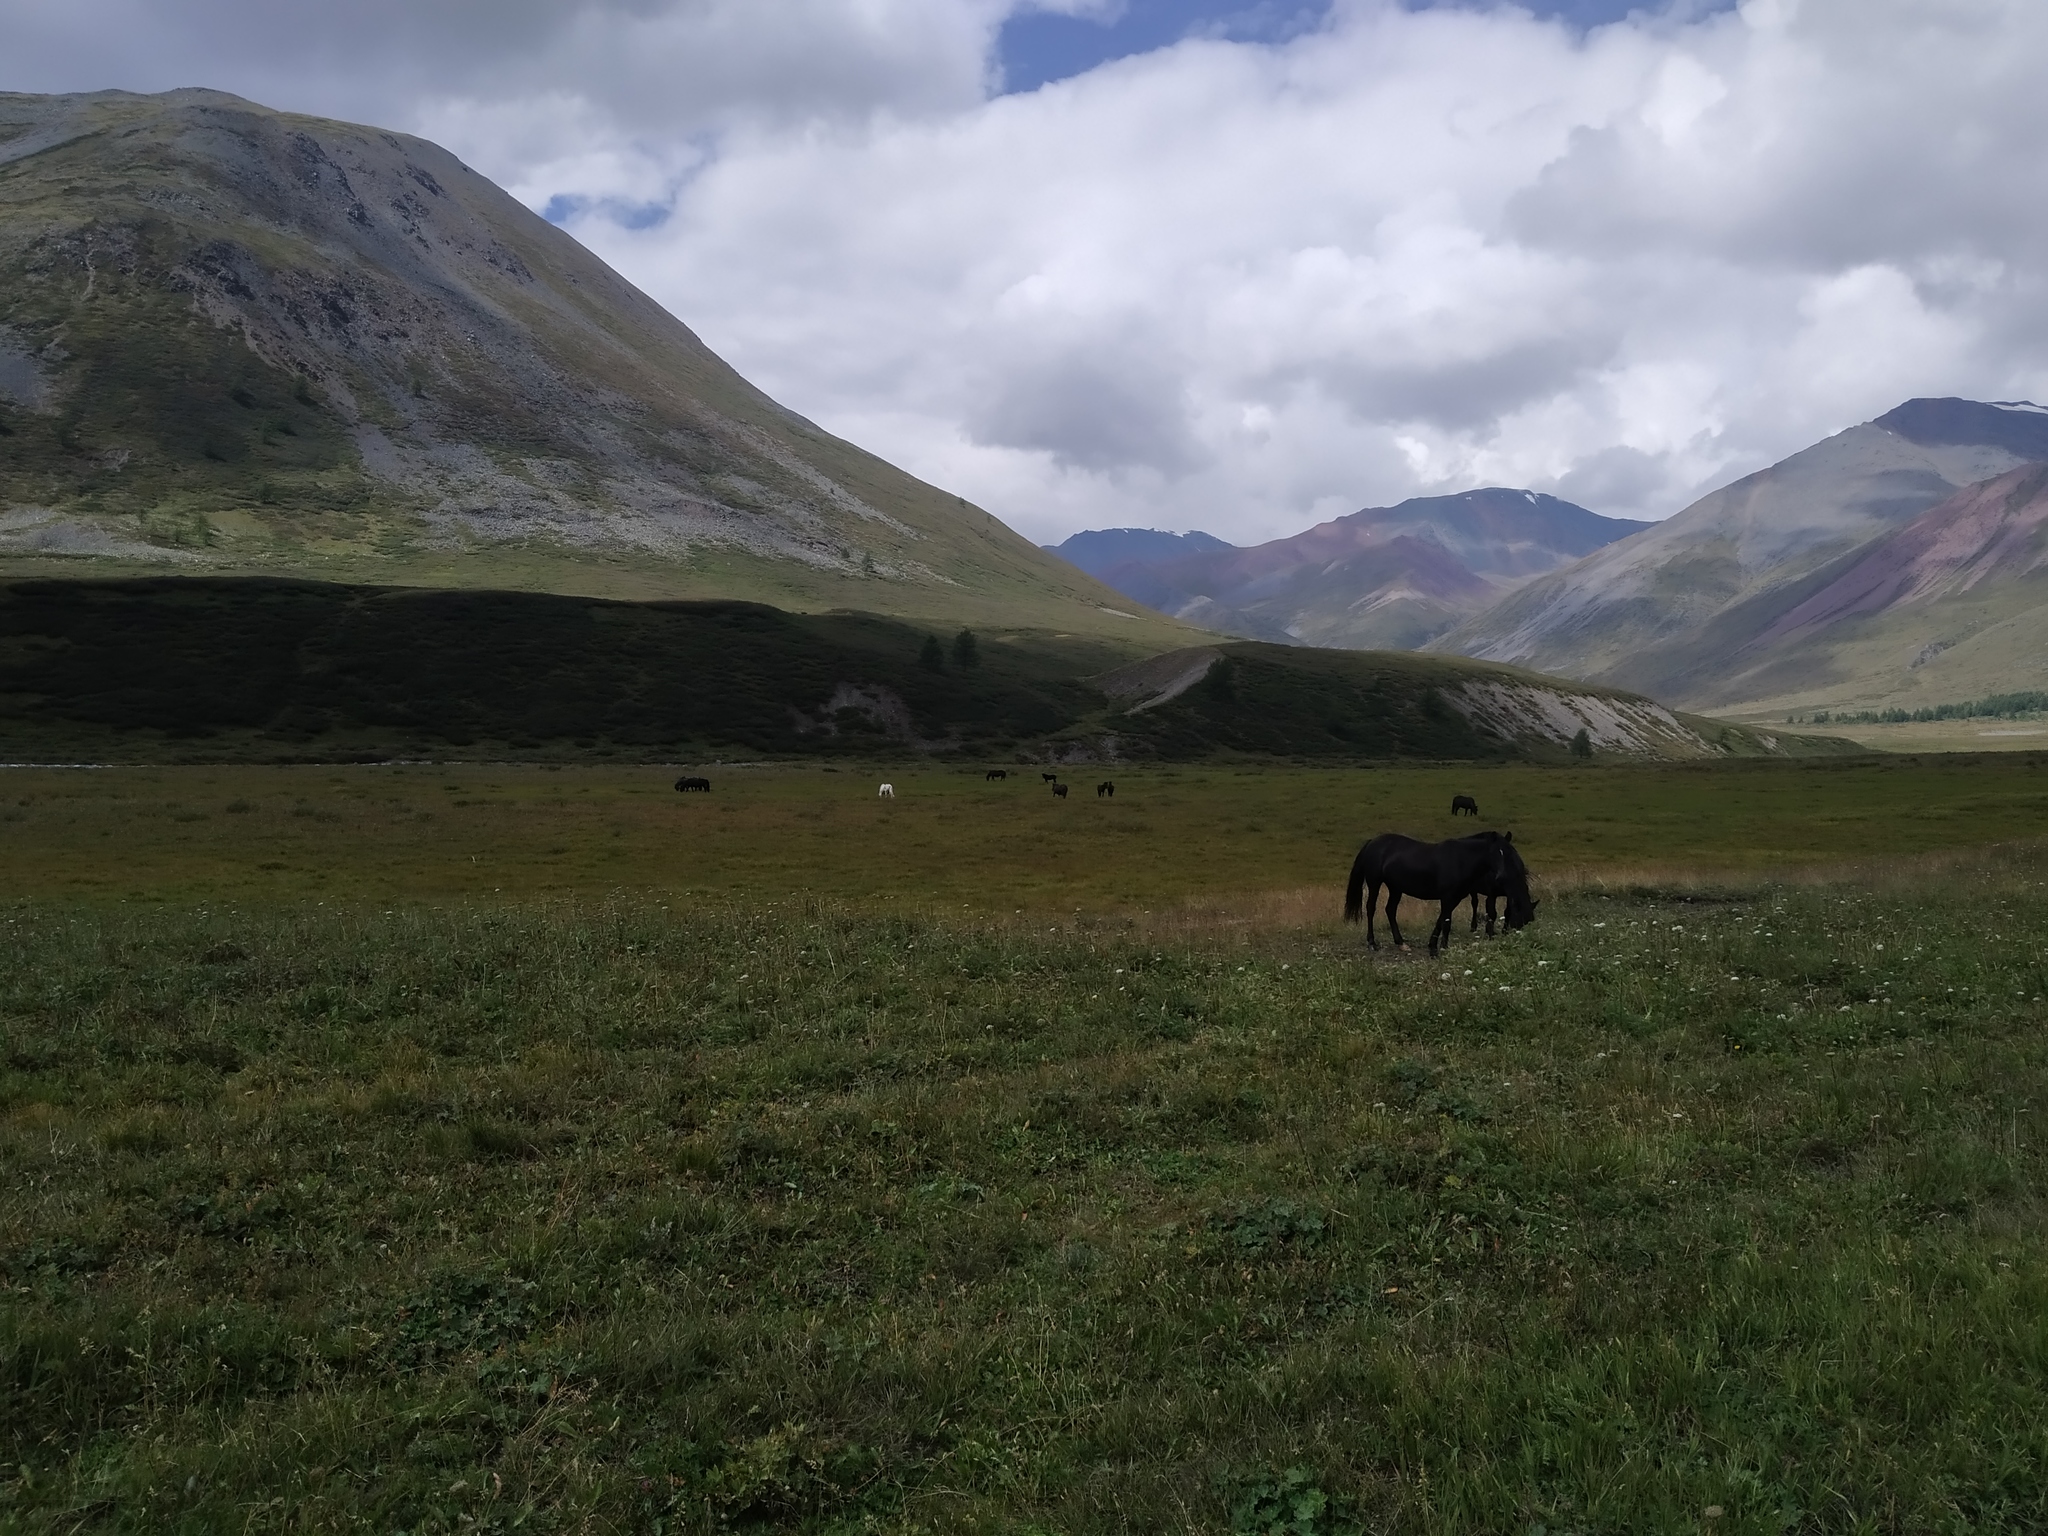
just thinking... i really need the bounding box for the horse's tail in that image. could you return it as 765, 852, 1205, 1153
1344, 841, 1373, 922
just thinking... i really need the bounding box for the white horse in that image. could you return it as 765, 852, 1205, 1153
878, 783, 894, 798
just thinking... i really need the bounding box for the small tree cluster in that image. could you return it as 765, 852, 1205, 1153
920, 630, 979, 672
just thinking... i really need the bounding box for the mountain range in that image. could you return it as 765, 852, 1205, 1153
0, 88, 1177, 644
4, 86, 1832, 766
9, 88, 2024, 744
1052, 489, 1650, 650
1046, 397, 2048, 716
1433, 398, 2048, 714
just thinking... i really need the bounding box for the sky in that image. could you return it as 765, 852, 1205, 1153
6, 0, 2047, 547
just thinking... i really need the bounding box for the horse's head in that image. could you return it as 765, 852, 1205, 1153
1499, 837, 1537, 930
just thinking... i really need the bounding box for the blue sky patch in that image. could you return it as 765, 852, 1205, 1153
996, 0, 1738, 94
542, 193, 671, 230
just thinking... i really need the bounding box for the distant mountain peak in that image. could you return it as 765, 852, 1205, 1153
1435, 395, 2048, 714
1060, 486, 1644, 651
1046, 527, 1233, 580
1872, 397, 2048, 457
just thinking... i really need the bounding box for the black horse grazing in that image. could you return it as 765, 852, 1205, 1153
1450, 794, 1479, 817
986, 769, 1008, 781
673, 776, 711, 793
1042, 772, 1060, 784
1097, 781, 1115, 798
1344, 831, 1534, 955
1053, 783, 1069, 798
1465, 834, 1536, 936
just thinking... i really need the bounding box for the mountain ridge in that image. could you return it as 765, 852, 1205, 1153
1062, 487, 1648, 651
0, 87, 1190, 645
1432, 399, 2048, 702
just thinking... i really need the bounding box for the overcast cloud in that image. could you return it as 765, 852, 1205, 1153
6, 0, 2048, 543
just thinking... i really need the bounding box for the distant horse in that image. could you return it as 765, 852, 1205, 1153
1450, 794, 1479, 817
1464, 833, 1536, 937
1053, 783, 1069, 799
878, 783, 894, 798
986, 769, 1008, 781
673, 776, 710, 793
1344, 831, 1534, 956
1042, 772, 1060, 784
1097, 781, 1115, 798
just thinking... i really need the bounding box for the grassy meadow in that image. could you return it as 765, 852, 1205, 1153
8, 754, 2048, 908
5, 757, 2048, 1532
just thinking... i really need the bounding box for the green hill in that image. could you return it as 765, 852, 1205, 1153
0, 88, 1187, 647
0, 578, 1858, 764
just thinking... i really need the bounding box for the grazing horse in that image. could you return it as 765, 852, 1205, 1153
986, 769, 1008, 781
878, 783, 894, 798
1465, 834, 1536, 936
1344, 831, 1534, 956
673, 776, 710, 793
1052, 783, 1069, 798
1097, 781, 1115, 798
1042, 772, 1060, 784
1450, 794, 1479, 817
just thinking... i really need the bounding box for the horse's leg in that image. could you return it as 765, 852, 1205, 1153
1430, 898, 1455, 956
1386, 889, 1406, 950
1469, 892, 1480, 933
1366, 882, 1380, 950
1486, 894, 1498, 938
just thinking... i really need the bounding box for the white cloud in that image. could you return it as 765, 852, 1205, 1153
8, 0, 2048, 544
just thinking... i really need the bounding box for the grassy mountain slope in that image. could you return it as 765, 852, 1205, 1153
0, 578, 1853, 764
1434, 401, 2048, 701
0, 89, 1188, 646
1703, 463, 2048, 717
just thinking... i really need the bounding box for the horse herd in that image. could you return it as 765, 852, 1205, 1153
675, 774, 1534, 958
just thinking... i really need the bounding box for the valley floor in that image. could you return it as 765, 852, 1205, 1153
5, 761, 2048, 1531
7, 755, 2048, 908
1728, 716, 2048, 755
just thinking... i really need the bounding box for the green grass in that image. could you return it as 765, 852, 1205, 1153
3, 760, 2048, 1530
5, 854, 2048, 1532
4, 756, 2048, 909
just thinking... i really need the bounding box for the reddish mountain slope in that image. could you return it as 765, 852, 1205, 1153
1748, 462, 2048, 652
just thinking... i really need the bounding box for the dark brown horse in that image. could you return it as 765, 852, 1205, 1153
1464, 833, 1535, 936
1450, 794, 1479, 817
1344, 831, 1534, 955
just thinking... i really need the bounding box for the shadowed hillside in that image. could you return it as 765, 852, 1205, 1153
0, 578, 1853, 764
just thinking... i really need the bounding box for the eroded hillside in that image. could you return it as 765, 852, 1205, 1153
0, 89, 1183, 642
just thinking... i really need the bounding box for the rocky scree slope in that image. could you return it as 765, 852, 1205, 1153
0, 89, 1177, 641
1088, 643, 1853, 762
